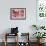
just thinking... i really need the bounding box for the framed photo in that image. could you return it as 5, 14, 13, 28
10, 8, 26, 20
37, 0, 46, 18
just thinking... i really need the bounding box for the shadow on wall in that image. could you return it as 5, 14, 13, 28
2, 28, 11, 34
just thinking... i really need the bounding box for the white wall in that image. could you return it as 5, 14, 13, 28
0, 0, 37, 42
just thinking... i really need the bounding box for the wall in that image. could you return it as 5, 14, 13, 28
0, 0, 36, 42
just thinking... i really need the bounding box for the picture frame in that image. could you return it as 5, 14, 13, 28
37, 0, 46, 18
10, 8, 26, 20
